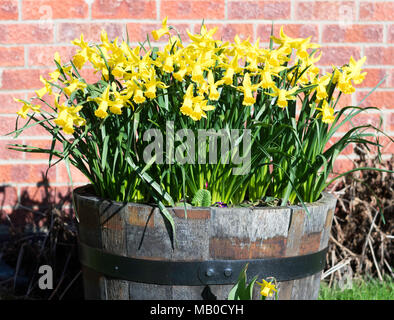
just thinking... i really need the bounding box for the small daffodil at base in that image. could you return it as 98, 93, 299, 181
256, 279, 277, 298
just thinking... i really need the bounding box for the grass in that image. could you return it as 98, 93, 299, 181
319, 276, 394, 300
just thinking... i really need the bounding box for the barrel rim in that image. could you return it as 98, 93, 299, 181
73, 184, 337, 211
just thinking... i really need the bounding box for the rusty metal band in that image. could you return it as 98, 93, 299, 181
79, 242, 328, 285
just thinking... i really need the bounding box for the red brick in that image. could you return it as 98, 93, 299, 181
19, 185, 71, 207
388, 69, 394, 88
23, 139, 60, 160
0, 0, 18, 20
28, 46, 76, 67
323, 24, 383, 43
26, 91, 59, 113
22, 0, 88, 19
389, 113, 394, 131
357, 91, 394, 110
57, 162, 89, 184
334, 91, 353, 109
0, 93, 26, 113
228, 0, 289, 20
372, 136, 394, 155
58, 23, 123, 43
0, 116, 50, 137
333, 158, 354, 174
0, 163, 56, 184
326, 137, 353, 155
389, 25, 394, 44
127, 23, 191, 43
0, 185, 18, 206
360, 2, 394, 21
0, 24, 54, 44
365, 47, 394, 66
358, 68, 388, 89
0, 117, 18, 137
54, 186, 72, 203
92, 0, 156, 19
336, 112, 382, 133
79, 69, 101, 84
19, 186, 54, 207
319, 46, 360, 66
0, 69, 51, 90
162, 0, 225, 20
382, 68, 394, 88
295, 1, 356, 20
0, 139, 24, 160
0, 47, 24, 66
257, 24, 319, 44
202, 23, 254, 42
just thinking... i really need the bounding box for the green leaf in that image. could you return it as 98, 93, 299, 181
227, 263, 255, 300
126, 156, 174, 206
192, 189, 211, 207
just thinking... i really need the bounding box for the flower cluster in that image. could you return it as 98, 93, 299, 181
15, 18, 367, 135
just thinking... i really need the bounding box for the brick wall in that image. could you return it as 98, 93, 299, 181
0, 0, 393, 214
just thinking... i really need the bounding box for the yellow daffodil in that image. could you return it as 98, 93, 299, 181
64, 78, 87, 96
187, 25, 218, 45
256, 279, 277, 297
316, 100, 335, 124
180, 84, 194, 109
181, 96, 215, 121
163, 55, 174, 74
152, 17, 170, 41
14, 99, 41, 119
312, 74, 331, 101
207, 70, 224, 101
222, 55, 242, 85
191, 62, 205, 84
54, 99, 85, 134
268, 85, 299, 108
237, 73, 260, 106
73, 48, 90, 69
144, 70, 168, 99
259, 65, 285, 89
174, 66, 188, 82
295, 37, 320, 61
35, 76, 52, 99
91, 85, 111, 118
133, 88, 146, 104
272, 26, 320, 60
344, 56, 367, 84
337, 72, 355, 95
180, 84, 215, 121
72, 34, 92, 69
108, 83, 125, 114
49, 68, 62, 83
331, 67, 342, 84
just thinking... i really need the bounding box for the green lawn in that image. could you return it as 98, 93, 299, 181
319, 276, 394, 300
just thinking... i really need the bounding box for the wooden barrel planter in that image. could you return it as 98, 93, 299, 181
74, 185, 337, 300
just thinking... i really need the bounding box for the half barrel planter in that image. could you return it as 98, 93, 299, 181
74, 185, 337, 300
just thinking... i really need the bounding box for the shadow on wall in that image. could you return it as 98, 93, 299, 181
0, 174, 84, 300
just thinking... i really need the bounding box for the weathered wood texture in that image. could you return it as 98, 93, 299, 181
75, 186, 337, 300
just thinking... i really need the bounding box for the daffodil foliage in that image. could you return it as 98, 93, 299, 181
10, 19, 387, 215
